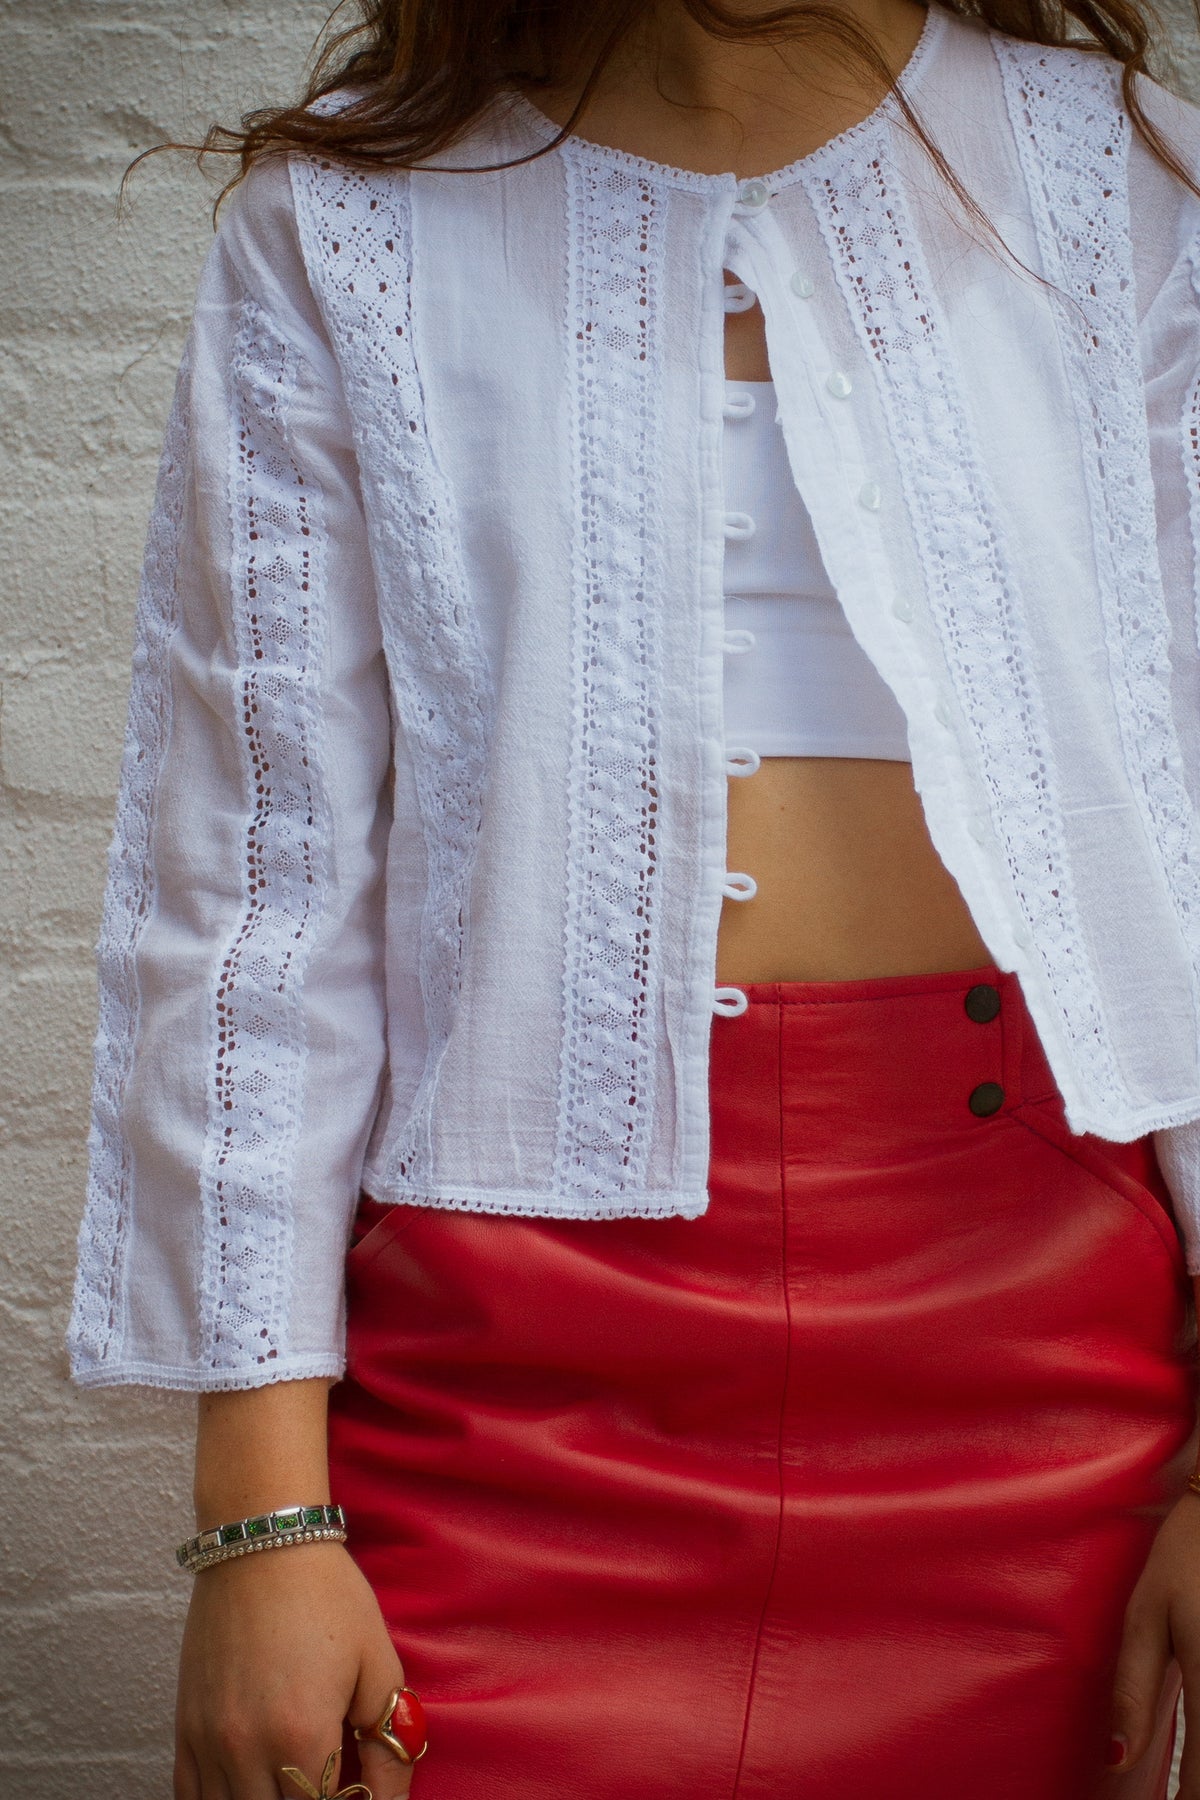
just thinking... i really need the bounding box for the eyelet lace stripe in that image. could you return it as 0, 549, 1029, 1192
554, 146, 666, 1199
290, 155, 492, 1190
800, 124, 1124, 1101
195, 298, 332, 1373
1186, 243, 1200, 659
996, 37, 1200, 995
66, 343, 193, 1374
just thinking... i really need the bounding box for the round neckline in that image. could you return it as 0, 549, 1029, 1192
501, 3, 942, 195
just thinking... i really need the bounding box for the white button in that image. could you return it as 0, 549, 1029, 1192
713, 986, 749, 1017
968, 813, 990, 845
826, 371, 853, 399
725, 746, 762, 778
723, 628, 756, 655
723, 389, 756, 420
790, 271, 815, 298
722, 871, 758, 902
1013, 923, 1033, 949
933, 697, 952, 727
736, 179, 770, 210
723, 281, 757, 312
724, 512, 756, 540
891, 596, 914, 623
858, 481, 882, 512
132, 645, 149, 672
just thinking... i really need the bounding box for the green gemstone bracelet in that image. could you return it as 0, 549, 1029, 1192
176, 1503, 347, 1573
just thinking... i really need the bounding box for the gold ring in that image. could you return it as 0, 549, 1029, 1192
353, 1685, 429, 1765
280, 1747, 373, 1799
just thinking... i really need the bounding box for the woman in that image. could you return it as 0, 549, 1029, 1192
68, 0, 1200, 1794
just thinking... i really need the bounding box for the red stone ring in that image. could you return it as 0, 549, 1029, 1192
354, 1687, 429, 1766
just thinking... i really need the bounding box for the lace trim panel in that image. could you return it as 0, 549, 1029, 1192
997, 36, 1200, 998
196, 299, 332, 1373
554, 147, 666, 1200
800, 124, 1124, 1102
67, 343, 193, 1373
1187, 240, 1200, 659
289, 156, 492, 1189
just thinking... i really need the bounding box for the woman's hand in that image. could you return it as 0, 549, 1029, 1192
174, 1541, 414, 1800
1109, 1491, 1200, 1792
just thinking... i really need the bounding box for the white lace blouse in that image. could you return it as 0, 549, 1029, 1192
68, 1, 1200, 1390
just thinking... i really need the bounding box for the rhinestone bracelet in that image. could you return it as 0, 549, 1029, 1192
176, 1503, 346, 1574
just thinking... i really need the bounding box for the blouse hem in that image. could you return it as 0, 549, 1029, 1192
359, 1177, 712, 1222
67, 1351, 346, 1394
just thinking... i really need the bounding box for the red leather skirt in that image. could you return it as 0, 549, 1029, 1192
329, 961, 1198, 1798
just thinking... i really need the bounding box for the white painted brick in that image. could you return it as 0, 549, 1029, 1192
0, 1371, 192, 1600
0, 179, 212, 337
0, 337, 183, 476
0, 5, 329, 1786
1, 816, 110, 955
1, 660, 130, 798
0, 1142, 89, 1306
0, 1593, 186, 1753
0, 966, 97, 1145
0, 486, 105, 659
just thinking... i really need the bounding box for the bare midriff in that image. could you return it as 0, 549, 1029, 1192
716, 292, 992, 984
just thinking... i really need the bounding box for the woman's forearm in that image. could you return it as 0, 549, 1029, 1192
1192, 1274, 1200, 1478
193, 1376, 335, 1528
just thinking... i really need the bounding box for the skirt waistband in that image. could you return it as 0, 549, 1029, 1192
712, 960, 1064, 1163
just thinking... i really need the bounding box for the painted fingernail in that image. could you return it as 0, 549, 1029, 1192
1106, 1737, 1128, 1766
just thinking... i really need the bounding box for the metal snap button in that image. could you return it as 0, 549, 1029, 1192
964, 983, 1001, 1023
968, 1081, 1005, 1117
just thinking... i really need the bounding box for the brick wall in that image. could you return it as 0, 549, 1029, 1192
1, 3, 1198, 1795
1, 4, 329, 1792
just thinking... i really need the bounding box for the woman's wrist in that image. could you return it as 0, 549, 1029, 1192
178, 1502, 347, 1572
193, 1376, 335, 1528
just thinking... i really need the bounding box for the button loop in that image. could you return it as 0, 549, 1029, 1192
725, 746, 761, 778
713, 987, 750, 1017
723, 390, 756, 421
723, 281, 757, 313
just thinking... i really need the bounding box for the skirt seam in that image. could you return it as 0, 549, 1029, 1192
731, 997, 792, 1799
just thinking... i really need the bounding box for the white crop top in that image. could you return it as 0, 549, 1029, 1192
721, 378, 912, 762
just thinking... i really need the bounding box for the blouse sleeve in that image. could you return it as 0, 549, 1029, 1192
1152, 1123, 1200, 1275
1130, 80, 1200, 1279
66, 154, 393, 1391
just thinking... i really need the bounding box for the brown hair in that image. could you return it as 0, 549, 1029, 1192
130, 0, 1200, 233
